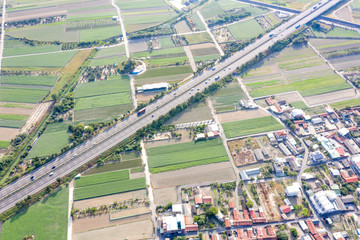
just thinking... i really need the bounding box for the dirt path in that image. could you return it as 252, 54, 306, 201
129, 76, 137, 109
196, 11, 224, 56
112, 0, 129, 58
0, 0, 7, 74
20, 102, 53, 134
207, 98, 239, 208
184, 46, 197, 72
68, 180, 74, 240
140, 141, 156, 237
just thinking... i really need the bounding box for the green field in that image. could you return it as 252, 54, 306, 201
1, 75, 57, 86
210, 82, 246, 113
159, 37, 176, 48
74, 103, 133, 123
191, 13, 206, 31
84, 159, 142, 175
3, 40, 61, 57
27, 123, 69, 158
2, 50, 78, 67
185, 32, 213, 45
131, 47, 188, 67
94, 45, 126, 58
0, 114, 28, 120
79, 26, 122, 42
147, 138, 229, 173
200, 1, 225, 19
135, 65, 192, 85
91, 55, 127, 66
290, 101, 308, 109
324, 27, 360, 38
0, 141, 10, 149
74, 177, 146, 200
74, 92, 131, 111
74, 76, 130, 99
249, 75, 351, 98
0, 119, 26, 128
0, 187, 68, 240
222, 116, 283, 138
0, 87, 49, 103
116, 0, 169, 10
75, 169, 129, 188
228, 19, 265, 40
331, 98, 360, 109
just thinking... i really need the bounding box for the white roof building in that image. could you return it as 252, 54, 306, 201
137, 82, 170, 92
291, 109, 304, 119
209, 124, 219, 132
162, 214, 185, 233
310, 190, 339, 215
338, 128, 350, 137
285, 182, 300, 197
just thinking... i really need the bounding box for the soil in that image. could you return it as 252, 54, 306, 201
145, 129, 193, 148
305, 88, 356, 106
73, 190, 147, 209
73, 219, 153, 240
0, 107, 33, 115
217, 109, 268, 123
0, 127, 19, 141
275, 92, 303, 104
110, 206, 150, 220
153, 187, 178, 205
151, 161, 236, 188
227, 138, 262, 167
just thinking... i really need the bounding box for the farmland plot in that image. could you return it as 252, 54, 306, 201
75, 169, 129, 188
210, 81, 246, 113
131, 47, 188, 67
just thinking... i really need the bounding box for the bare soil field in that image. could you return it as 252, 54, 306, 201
0, 127, 19, 141
136, 92, 157, 104
305, 88, 356, 106
153, 187, 178, 205
3, 7, 66, 22
110, 206, 150, 220
73, 218, 153, 240
189, 43, 219, 56
151, 161, 236, 188
330, 55, 360, 70
73, 190, 147, 209
175, 20, 191, 33
217, 109, 268, 123
228, 138, 260, 167
20, 101, 53, 134
130, 172, 145, 179
0, 106, 33, 115
334, 5, 353, 22
274, 92, 303, 104
129, 39, 150, 53
165, 101, 212, 125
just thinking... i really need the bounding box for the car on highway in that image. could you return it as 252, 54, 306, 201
212, 67, 216, 71
30, 176, 34, 181
52, 166, 55, 169
215, 76, 220, 81
49, 172, 54, 177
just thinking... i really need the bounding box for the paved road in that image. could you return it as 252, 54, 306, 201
0, 0, 343, 215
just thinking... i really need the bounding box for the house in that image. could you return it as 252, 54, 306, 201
299, 220, 309, 232
161, 214, 185, 234
267, 132, 277, 145
273, 158, 285, 177
194, 197, 202, 205
195, 133, 206, 140
185, 224, 198, 232
279, 143, 292, 156
286, 156, 300, 171
341, 195, 354, 203
275, 131, 287, 142
331, 184, 341, 196
280, 205, 291, 214
203, 196, 212, 204
292, 109, 304, 119
341, 170, 359, 183
329, 168, 340, 178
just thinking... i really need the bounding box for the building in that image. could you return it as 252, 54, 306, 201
317, 135, 340, 159
309, 151, 326, 163
172, 204, 183, 214
285, 182, 300, 197
195, 133, 206, 140
240, 100, 258, 109
137, 82, 170, 92
279, 143, 292, 156
280, 205, 291, 214
310, 190, 340, 215
245, 168, 261, 176
267, 133, 277, 145
161, 214, 185, 234
338, 128, 350, 137
331, 184, 341, 196
330, 168, 340, 178
299, 220, 309, 232
341, 170, 359, 183
292, 109, 304, 119
341, 195, 354, 203
312, 117, 323, 125
203, 196, 212, 204
273, 158, 285, 177
253, 149, 265, 161
344, 139, 360, 155
286, 156, 300, 171
275, 131, 287, 142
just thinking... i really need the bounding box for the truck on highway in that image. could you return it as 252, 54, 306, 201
137, 108, 146, 116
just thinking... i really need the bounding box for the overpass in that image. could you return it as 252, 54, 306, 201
237, 0, 360, 29
0, 0, 343, 215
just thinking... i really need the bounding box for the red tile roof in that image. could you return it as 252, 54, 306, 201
212, 235, 217, 240
203, 196, 212, 204
225, 218, 231, 228
195, 197, 202, 204
185, 224, 198, 232
237, 229, 244, 239
233, 209, 240, 220
336, 148, 345, 157
280, 205, 291, 214
306, 220, 317, 235
341, 171, 359, 183
229, 202, 235, 209
249, 209, 255, 218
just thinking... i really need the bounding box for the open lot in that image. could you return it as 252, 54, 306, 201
147, 138, 229, 173
217, 109, 268, 123
151, 161, 236, 188
0, 187, 68, 240
27, 122, 69, 158
222, 116, 283, 138
210, 81, 246, 113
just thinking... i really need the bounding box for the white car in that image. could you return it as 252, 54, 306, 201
49, 172, 54, 177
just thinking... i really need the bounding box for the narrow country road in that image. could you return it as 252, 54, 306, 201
0, 0, 7, 75
112, 0, 129, 58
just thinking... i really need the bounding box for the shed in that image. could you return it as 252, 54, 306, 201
253, 149, 264, 161
172, 204, 183, 213
299, 220, 309, 232
280, 205, 291, 214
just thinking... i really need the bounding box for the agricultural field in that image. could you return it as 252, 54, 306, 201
135, 65, 192, 86
228, 19, 265, 41
0, 113, 27, 128
117, 0, 177, 32
75, 169, 130, 188
3, 39, 61, 57
147, 138, 229, 173
74, 177, 146, 200
0, 187, 68, 240
0, 75, 57, 86
312, 26, 360, 38
222, 116, 284, 138
210, 81, 246, 113
74, 75, 133, 123
165, 101, 213, 125
0, 140, 11, 149
331, 98, 360, 110
27, 122, 70, 159
184, 32, 212, 45
131, 47, 189, 67
0, 87, 50, 103
91, 45, 127, 66
255, 0, 316, 10
241, 44, 352, 98
189, 43, 221, 63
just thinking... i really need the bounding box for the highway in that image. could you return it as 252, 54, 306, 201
0, 0, 343, 215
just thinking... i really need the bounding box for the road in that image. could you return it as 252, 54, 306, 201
0, 0, 343, 215
0, 0, 7, 76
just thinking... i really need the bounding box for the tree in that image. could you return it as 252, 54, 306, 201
277, 231, 289, 240
246, 200, 254, 209
290, 228, 298, 238
205, 206, 218, 217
